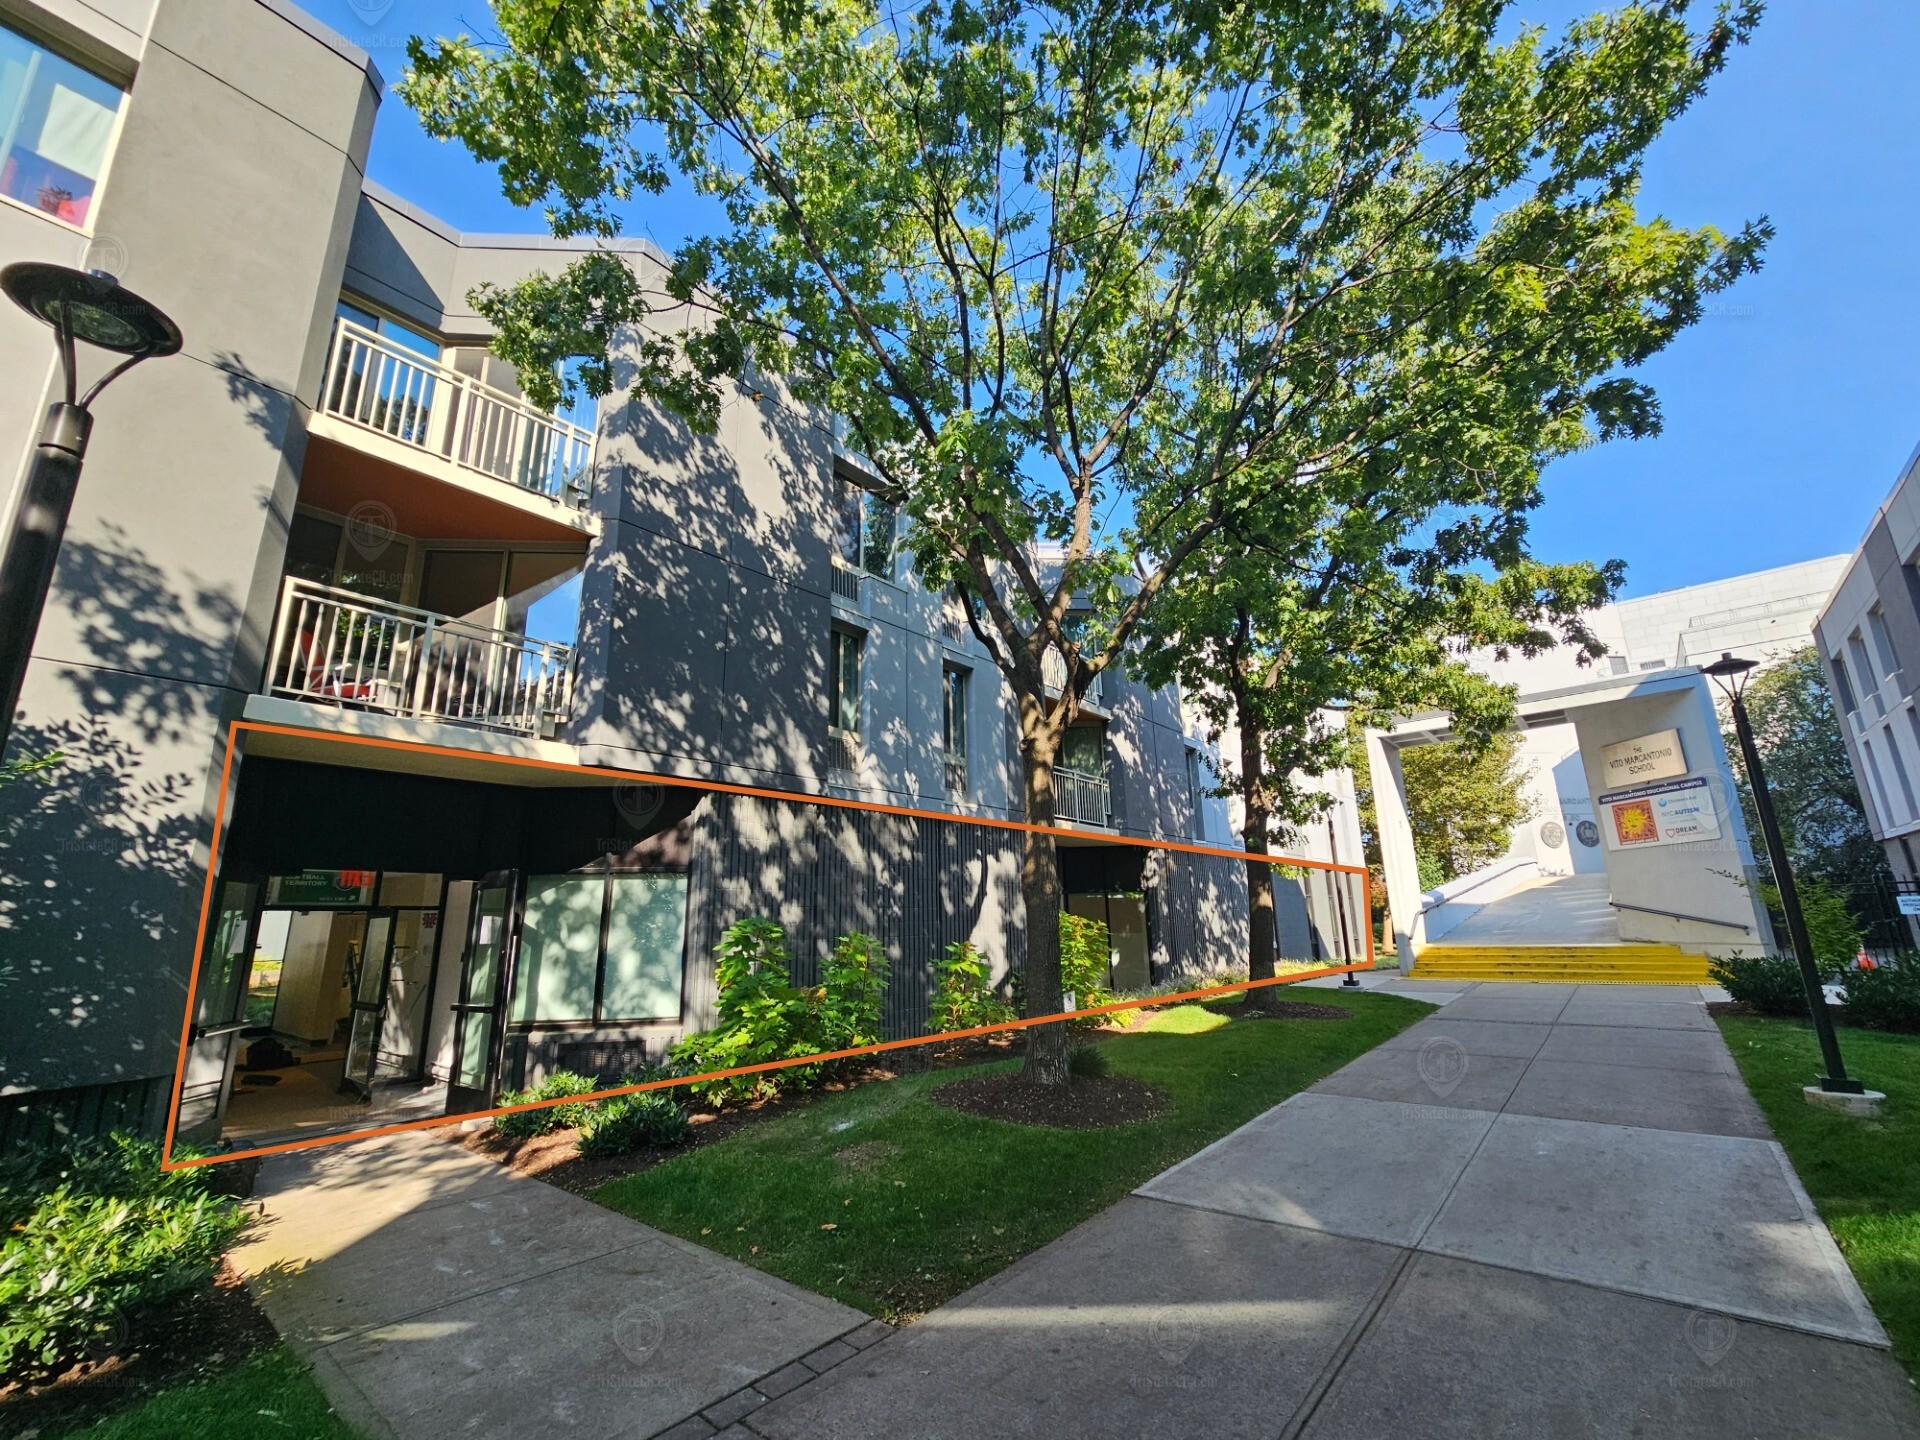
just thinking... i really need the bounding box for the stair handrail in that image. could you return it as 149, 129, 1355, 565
1607, 900, 1751, 932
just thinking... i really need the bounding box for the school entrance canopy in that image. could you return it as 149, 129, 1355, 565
1364, 666, 1774, 983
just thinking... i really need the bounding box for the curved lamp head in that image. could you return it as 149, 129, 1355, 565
1700, 650, 1758, 700
1, 261, 182, 410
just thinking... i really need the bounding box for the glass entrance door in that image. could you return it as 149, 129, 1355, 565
342, 910, 397, 1098
448, 874, 517, 1114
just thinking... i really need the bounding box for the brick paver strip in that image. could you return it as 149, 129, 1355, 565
801, 1339, 860, 1373
753, 1361, 817, 1399
702, 1388, 770, 1428
844, 1320, 893, 1350
650, 1417, 717, 1440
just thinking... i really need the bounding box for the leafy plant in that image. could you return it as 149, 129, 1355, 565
675, 925, 840, 1105
493, 1069, 602, 1139
1759, 876, 1863, 971
819, 931, 888, 1050
1059, 914, 1114, 1014
1710, 955, 1837, 1018
931, 941, 1014, 1032
1842, 961, 1920, 1034
1066, 1043, 1110, 1080
576, 1088, 693, 1157
0, 1133, 247, 1374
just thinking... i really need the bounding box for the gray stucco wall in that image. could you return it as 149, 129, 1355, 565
0, 0, 378, 1097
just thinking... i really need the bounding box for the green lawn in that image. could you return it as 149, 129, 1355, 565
596, 987, 1429, 1320
28, 1347, 358, 1440
1716, 1014, 1920, 1378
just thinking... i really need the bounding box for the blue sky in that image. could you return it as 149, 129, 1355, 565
309, 0, 1919, 599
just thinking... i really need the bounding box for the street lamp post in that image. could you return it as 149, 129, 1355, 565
1702, 651, 1865, 1095
0, 263, 181, 756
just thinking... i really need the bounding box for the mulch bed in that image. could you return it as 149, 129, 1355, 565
928, 1073, 1170, 1128
0, 1260, 276, 1437
466, 1030, 1026, 1194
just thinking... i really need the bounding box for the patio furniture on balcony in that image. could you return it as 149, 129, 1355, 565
317, 319, 594, 508
265, 577, 574, 736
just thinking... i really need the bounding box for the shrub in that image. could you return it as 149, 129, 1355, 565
1060, 913, 1114, 1016
1067, 1043, 1110, 1079
1710, 954, 1833, 1018
493, 1069, 602, 1139
931, 941, 1015, 1032
0, 1133, 247, 1374
1842, 959, 1920, 1033
1759, 877, 1862, 970
575, 1087, 693, 1158
820, 931, 888, 1050
675, 925, 840, 1105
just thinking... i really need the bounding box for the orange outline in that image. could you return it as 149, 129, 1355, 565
162, 720, 1375, 1170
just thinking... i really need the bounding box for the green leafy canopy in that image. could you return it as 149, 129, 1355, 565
402, 0, 1767, 758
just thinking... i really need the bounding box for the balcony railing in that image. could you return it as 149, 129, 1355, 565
1042, 649, 1105, 706
1055, 766, 1111, 826
265, 578, 573, 736
830, 563, 863, 603
318, 319, 594, 508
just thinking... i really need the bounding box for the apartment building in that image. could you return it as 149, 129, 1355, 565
1814, 442, 1920, 888
0, 0, 1363, 1150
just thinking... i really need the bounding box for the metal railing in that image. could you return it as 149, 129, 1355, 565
319, 319, 594, 507
830, 563, 863, 603
1055, 766, 1111, 826
265, 577, 574, 735
944, 755, 968, 794
1041, 649, 1105, 706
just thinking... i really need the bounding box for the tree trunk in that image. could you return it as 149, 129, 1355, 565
1243, 801, 1282, 1015
1018, 707, 1070, 1087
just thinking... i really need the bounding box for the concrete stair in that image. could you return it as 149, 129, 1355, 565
1410, 943, 1713, 986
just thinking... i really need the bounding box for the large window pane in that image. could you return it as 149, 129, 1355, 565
0, 24, 123, 227
942, 666, 968, 756
830, 629, 863, 733
602, 875, 687, 1019
505, 551, 585, 646
512, 876, 602, 1021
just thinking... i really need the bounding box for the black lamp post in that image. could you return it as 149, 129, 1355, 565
1702, 651, 1865, 1095
0, 262, 181, 755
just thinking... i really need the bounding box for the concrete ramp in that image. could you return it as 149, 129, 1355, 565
1414, 876, 1711, 984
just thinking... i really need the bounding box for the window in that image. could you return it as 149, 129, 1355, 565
0, 24, 124, 227
1850, 632, 1885, 716
1868, 607, 1901, 681
1862, 737, 1895, 830
336, 298, 441, 360
830, 627, 864, 734
1062, 726, 1105, 775
836, 481, 896, 579
1832, 651, 1859, 715
1889, 726, 1919, 824
512, 872, 686, 1024
942, 665, 969, 758
1186, 748, 1207, 839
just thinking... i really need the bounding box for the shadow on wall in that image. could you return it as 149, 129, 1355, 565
574, 350, 842, 791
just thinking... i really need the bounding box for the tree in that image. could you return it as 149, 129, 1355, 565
402, 0, 1764, 1083
1393, 732, 1539, 886
1728, 646, 1892, 924
1141, 538, 1613, 1009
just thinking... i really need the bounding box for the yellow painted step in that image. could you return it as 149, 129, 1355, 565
1410, 943, 1713, 986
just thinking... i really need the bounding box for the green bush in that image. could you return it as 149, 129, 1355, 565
820, 931, 888, 1050
0, 1133, 247, 1374
575, 1088, 693, 1158
1060, 913, 1114, 1015
672, 919, 893, 1104
931, 941, 1015, 1032
1759, 877, 1862, 970
1067, 1042, 1110, 1079
493, 1069, 602, 1139
1842, 960, 1920, 1033
1710, 954, 1833, 1018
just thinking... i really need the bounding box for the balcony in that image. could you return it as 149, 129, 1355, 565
1055, 766, 1111, 826
311, 319, 595, 523
264, 578, 573, 737
1042, 649, 1106, 708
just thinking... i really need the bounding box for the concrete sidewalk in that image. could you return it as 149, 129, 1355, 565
231, 1131, 876, 1440
738, 982, 1919, 1440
